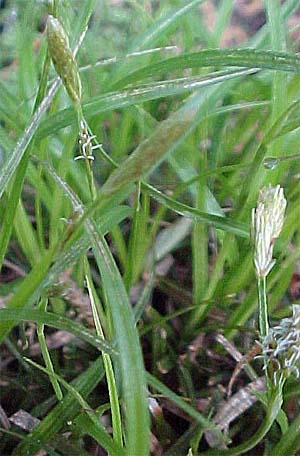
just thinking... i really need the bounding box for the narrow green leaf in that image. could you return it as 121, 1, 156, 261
114, 48, 300, 89
0, 78, 60, 200
85, 268, 123, 448
74, 414, 126, 456
43, 205, 131, 290
13, 357, 104, 455
0, 308, 116, 355
128, 0, 205, 51
25, 358, 124, 456
0, 249, 54, 342
40, 160, 150, 456
197, 389, 282, 455
37, 298, 63, 401
144, 183, 249, 238
133, 272, 155, 323
147, 373, 223, 436
272, 414, 300, 456
89, 226, 150, 455
37, 68, 256, 139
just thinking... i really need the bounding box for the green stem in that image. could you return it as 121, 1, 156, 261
85, 261, 123, 450
85, 158, 97, 201
35, 163, 46, 252
37, 298, 63, 400
258, 275, 269, 338
192, 149, 208, 322
76, 106, 97, 201
199, 388, 282, 455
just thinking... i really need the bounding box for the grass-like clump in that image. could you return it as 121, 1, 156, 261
0, 1, 300, 455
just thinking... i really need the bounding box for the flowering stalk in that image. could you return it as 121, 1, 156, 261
46, 12, 123, 439
252, 185, 286, 338
258, 275, 268, 339
46, 15, 98, 200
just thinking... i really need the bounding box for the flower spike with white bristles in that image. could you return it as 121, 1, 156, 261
252, 184, 286, 279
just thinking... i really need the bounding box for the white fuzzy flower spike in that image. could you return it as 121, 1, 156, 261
252, 185, 286, 278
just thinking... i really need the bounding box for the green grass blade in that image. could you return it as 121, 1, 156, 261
0, 308, 116, 355
272, 414, 300, 455
213, 0, 234, 45
38, 158, 150, 455
85, 267, 123, 449
133, 272, 155, 324
0, 78, 60, 200
192, 167, 208, 306
24, 358, 125, 456
74, 414, 124, 454
14, 200, 41, 265
13, 357, 104, 455
37, 68, 256, 138
147, 372, 223, 437
113, 48, 300, 89
0, 249, 55, 342
198, 390, 283, 455
69, 0, 97, 48
265, 0, 288, 185
144, 183, 249, 238
37, 298, 63, 401
128, 0, 205, 51
43, 205, 131, 289
88, 226, 150, 455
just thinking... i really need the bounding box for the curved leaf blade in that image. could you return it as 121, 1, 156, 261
0, 308, 116, 355
114, 48, 300, 89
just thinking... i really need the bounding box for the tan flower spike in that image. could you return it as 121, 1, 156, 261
47, 15, 82, 105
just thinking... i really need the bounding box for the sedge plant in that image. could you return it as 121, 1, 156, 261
1, 1, 300, 455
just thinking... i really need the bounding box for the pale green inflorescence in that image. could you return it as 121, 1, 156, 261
262, 305, 300, 385
46, 15, 82, 105
252, 184, 287, 278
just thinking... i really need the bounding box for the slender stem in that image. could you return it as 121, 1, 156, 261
76, 107, 97, 201
83, 157, 97, 201
37, 298, 63, 400
35, 163, 46, 252
199, 387, 282, 456
258, 275, 269, 338
85, 259, 123, 449
276, 152, 300, 162
192, 150, 208, 312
